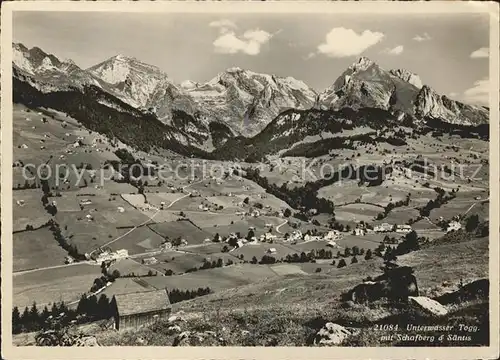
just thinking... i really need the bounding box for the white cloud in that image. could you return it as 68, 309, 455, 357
209, 19, 237, 34
463, 78, 489, 106
305, 52, 316, 60
213, 29, 272, 55
470, 47, 489, 59
383, 45, 404, 55
316, 27, 384, 58
413, 33, 432, 42
448, 92, 458, 97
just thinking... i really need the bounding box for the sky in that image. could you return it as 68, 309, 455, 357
13, 11, 490, 106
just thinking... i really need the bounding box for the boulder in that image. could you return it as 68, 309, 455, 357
80, 336, 100, 347
72, 335, 100, 347
172, 331, 226, 346
167, 314, 184, 323
409, 296, 448, 316
313, 323, 354, 346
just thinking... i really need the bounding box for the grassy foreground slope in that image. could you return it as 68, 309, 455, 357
94, 236, 488, 347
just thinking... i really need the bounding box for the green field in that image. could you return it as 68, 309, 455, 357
109, 226, 166, 254
13, 189, 51, 232
13, 263, 101, 308
108, 258, 158, 277
142, 263, 279, 293
148, 220, 212, 245
55, 211, 129, 254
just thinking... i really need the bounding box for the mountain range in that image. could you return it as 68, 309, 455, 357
12, 42, 489, 157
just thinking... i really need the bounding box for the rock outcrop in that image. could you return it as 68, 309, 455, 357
409, 296, 449, 316
312, 323, 357, 346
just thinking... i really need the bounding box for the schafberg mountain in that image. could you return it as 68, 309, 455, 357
318, 57, 488, 126
12, 43, 488, 160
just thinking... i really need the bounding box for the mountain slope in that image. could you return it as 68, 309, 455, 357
181, 67, 318, 136
85, 54, 318, 137
13, 43, 105, 91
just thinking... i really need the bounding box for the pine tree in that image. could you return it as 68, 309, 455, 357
12, 307, 21, 334
86, 296, 99, 320
50, 303, 60, 317
21, 306, 30, 332
364, 249, 373, 260
77, 295, 88, 316
351, 256, 358, 264
29, 302, 40, 330
97, 295, 111, 320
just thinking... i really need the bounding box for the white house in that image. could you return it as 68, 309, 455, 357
325, 230, 342, 241
264, 233, 277, 241
354, 228, 366, 236
374, 223, 393, 233
395, 225, 412, 234
115, 249, 129, 259
267, 248, 277, 254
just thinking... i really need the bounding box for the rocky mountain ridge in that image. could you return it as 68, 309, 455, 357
12, 43, 489, 155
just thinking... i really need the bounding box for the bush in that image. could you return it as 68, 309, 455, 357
315, 268, 322, 273
337, 259, 347, 268
351, 256, 358, 264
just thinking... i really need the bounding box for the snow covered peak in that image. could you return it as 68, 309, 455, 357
88, 54, 167, 85
114, 54, 131, 61
181, 80, 199, 90
349, 57, 375, 72
390, 69, 423, 89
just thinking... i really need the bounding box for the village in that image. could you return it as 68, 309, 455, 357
11, 100, 488, 342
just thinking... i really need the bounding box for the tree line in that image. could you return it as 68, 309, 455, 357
48, 220, 86, 260
167, 287, 212, 304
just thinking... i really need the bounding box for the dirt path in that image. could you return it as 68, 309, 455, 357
275, 220, 288, 234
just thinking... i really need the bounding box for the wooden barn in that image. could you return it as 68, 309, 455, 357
110, 289, 171, 330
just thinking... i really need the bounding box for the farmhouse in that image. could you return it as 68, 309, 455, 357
353, 228, 366, 236
325, 230, 342, 241
374, 223, 393, 233
116, 249, 129, 259
395, 224, 412, 234
304, 234, 321, 242
142, 257, 158, 265
111, 289, 171, 330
